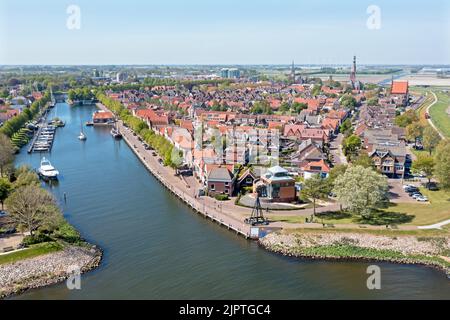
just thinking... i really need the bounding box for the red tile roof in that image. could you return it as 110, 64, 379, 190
302, 159, 330, 173
391, 81, 409, 95
93, 111, 114, 120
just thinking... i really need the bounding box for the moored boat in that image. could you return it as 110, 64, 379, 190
110, 124, 122, 139
38, 157, 59, 179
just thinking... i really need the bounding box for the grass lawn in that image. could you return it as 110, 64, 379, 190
429, 91, 450, 139
271, 187, 450, 227
383, 187, 450, 225
0, 242, 63, 266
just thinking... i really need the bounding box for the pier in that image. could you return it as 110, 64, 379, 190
28, 125, 56, 153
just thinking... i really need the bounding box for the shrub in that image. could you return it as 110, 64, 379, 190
53, 222, 82, 243
22, 233, 53, 246
214, 194, 229, 201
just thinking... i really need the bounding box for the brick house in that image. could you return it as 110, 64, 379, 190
207, 165, 236, 197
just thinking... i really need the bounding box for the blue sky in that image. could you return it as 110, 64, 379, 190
0, 0, 449, 65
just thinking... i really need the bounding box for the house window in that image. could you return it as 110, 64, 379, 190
246, 177, 252, 183
210, 184, 215, 191
225, 188, 229, 194
225, 182, 229, 187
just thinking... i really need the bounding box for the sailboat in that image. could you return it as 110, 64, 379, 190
110, 122, 122, 139
78, 121, 87, 140
49, 87, 56, 108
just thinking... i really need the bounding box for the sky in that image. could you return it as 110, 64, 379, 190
0, 0, 449, 65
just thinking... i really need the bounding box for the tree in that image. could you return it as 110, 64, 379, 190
339, 118, 353, 136
0, 178, 11, 210
405, 122, 423, 147
5, 185, 62, 235
0, 133, 15, 177
311, 84, 321, 96
301, 174, 329, 218
395, 110, 418, 127
434, 141, 450, 189
340, 94, 357, 109
353, 153, 374, 169
333, 166, 389, 218
12, 166, 40, 189
412, 155, 435, 187
291, 102, 308, 113
343, 134, 362, 160
327, 164, 348, 187
367, 97, 379, 106
422, 126, 441, 155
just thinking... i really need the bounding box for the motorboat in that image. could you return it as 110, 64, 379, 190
38, 157, 59, 179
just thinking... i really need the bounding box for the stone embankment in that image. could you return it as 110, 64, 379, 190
0, 245, 102, 299
260, 232, 450, 276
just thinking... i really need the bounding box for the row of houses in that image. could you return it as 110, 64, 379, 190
354, 80, 411, 178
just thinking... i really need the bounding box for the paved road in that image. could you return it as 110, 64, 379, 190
329, 133, 347, 165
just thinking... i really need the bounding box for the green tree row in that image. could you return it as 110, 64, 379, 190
0, 92, 50, 138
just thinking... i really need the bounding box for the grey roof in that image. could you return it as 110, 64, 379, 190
268, 165, 288, 175
208, 167, 234, 181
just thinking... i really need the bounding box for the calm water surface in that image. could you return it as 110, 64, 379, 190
13, 103, 450, 299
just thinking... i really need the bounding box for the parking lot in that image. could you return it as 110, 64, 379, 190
388, 179, 429, 204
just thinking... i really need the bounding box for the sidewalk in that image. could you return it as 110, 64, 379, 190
97, 103, 429, 233
100, 108, 254, 238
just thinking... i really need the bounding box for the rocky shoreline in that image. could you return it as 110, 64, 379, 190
259, 232, 450, 276
0, 244, 102, 299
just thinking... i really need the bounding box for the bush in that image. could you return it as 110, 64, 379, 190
22, 233, 53, 246
238, 186, 253, 196
53, 222, 82, 243
214, 194, 229, 201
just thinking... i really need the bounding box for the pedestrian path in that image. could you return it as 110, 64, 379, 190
418, 219, 450, 230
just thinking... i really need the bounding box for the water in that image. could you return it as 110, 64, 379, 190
13, 103, 450, 299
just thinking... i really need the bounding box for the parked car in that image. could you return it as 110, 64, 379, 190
406, 188, 419, 194
411, 193, 422, 199
426, 182, 439, 191
0, 210, 7, 217
417, 196, 428, 202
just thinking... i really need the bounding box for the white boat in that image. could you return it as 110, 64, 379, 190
78, 131, 87, 141
78, 121, 87, 140
38, 157, 59, 179
110, 127, 122, 139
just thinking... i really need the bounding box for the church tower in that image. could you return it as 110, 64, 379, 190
350, 55, 356, 84
291, 60, 295, 83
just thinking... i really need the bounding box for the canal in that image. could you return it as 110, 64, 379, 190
13, 103, 450, 299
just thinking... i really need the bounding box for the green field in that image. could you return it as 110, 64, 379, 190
429, 91, 450, 139
0, 242, 63, 265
